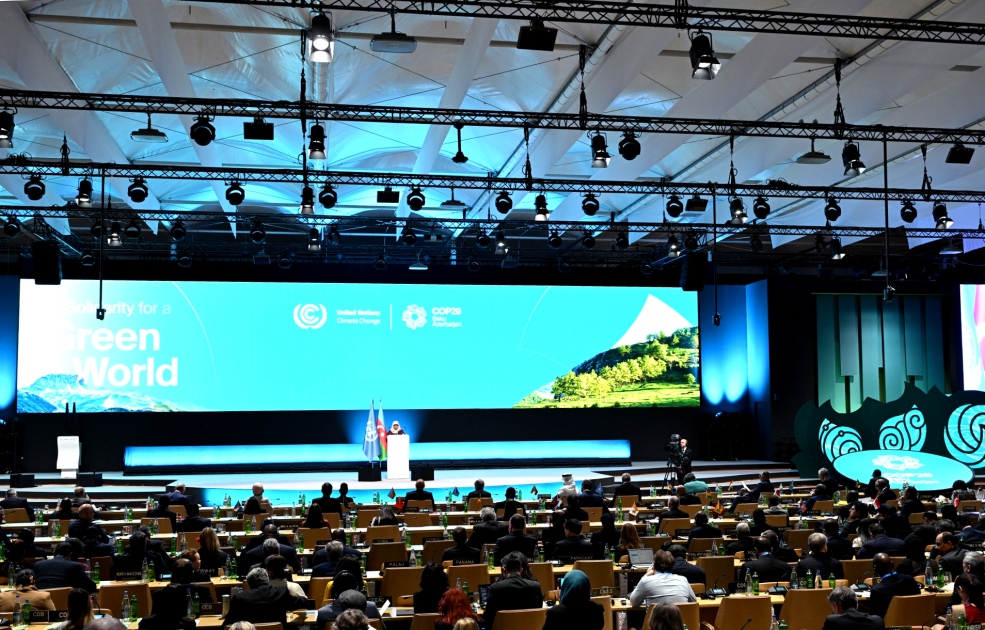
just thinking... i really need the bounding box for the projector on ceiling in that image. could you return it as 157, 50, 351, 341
516, 20, 557, 51
370, 31, 417, 53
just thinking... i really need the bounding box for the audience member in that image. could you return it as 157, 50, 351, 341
647, 603, 686, 630
14, 529, 47, 559
302, 503, 331, 529
937, 531, 968, 577
764, 495, 787, 516
404, 479, 435, 510
749, 510, 779, 538
667, 544, 705, 585
82, 526, 113, 560
687, 512, 722, 547
68, 505, 107, 542
725, 523, 755, 556
676, 486, 701, 506
818, 468, 839, 497
590, 513, 621, 555
197, 528, 229, 574
896, 533, 938, 578
629, 550, 696, 606
152, 559, 213, 617
482, 552, 542, 629
239, 525, 302, 573
541, 511, 567, 561
250, 483, 273, 513
176, 503, 212, 534
728, 472, 773, 513
413, 562, 448, 614
465, 480, 491, 503
564, 495, 590, 523
178, 550, 211, 583
493, 514, 537, 564
796, 533, 844, 579
138, 584, 196, 630
955, 572, 985, 624
822, 519, 853, 561
312, 482, 343, 518
312, 541, 345, 578
224, 567, 307, 628
761, 530, 798, 563
867, 553, 920, 618
740, 537, 792, 582
682, 473, 708, 495
467, 508, 508, 549
611, 473, 643, 506
657, 497, 688, 524
0, 489, 34, 522
542, 569, 605, 630
839, 502, 867, 537
167, 483, 190, 506
804, 484, 832, 512
335, 610, 371, 630
616, 521, 645, 560
899, 486, 924, 517
435, 588, 481, 630
111, 532, 167, 580
864, 470, 882, 499
854, 523, 905, 560
69, 488, 89, 510
557, 474, 578, 503
32, 542, 96, 592
956, 515, 985, 544
51, 588, 94, 630
49, 499, 78, 522
265, 554, 305, 598
874, 478, 896, 507
370, 506, 399, 527
494, 487, 523, 520
821, 586, 884, 630
0, 568, 54, 611
577, 480, 606, 510
552, 520, 594, 564
442, 527, 480, 564
147, 494, 177, 529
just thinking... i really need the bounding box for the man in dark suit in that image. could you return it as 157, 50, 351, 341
657, 497, 689, 524
69, 487, 89, 510
467, 508, 509, 549
936, 531, 968, 576
854, 523, 905, 560
762, 530, 799, 563
822, 519, 854, 561
740, 537, 792, 583
804, 484, 832, 512
874, 478, 897, 507
167, 483, 190, 506
552, 520, 595, 564
1, 489, 34, 522
725, 523, 756, 556
818, 468, 840, 497
68, 505, 108, 542
876, 505, 911, 540
222, 567, 308, 629
482, 552, 543, 630
403, 479, 435, 511
957, 516, 985, 544
577, 480, 607, 510
679, 438, 694, 477
32, 542, 96, 593
676, 485, 701, 506
155, 558, 214, 615
312, 530, 358, 565
668, 544, 706, 585
687, 513, 722, 547
111, 532, 169, 580
564, 495, 590, 523
839, 502, 868, 538
728, 472, 774, 513
465, 480, 492, 503
176, 503, 212, 534
82, 526, 114, 559
240, 537, 302, 575
147, 495, 178, 530
797, 533, 844, 579
311, 541, 345, 578
493, 514, 538, 564
610, 474, 642, 507
442, 527, 481, 564
311, 482, 343, 519
822, 585, 885, 630
864, 471, 882, 500
867, 553, 920, 618
242, 523, 291, 553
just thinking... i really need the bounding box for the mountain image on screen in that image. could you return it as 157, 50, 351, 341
17, 374, 206, 413
515, 326, 699, 408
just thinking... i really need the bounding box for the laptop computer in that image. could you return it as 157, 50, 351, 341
628, 547, 654, 569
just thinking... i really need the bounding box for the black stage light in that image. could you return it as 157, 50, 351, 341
752, 196, 770, 220
685, 195, 707, 213
830, 236, 845, 260
226, 181, 245, 207
582, 193, 600, 216
557, 259, 571, 273
582, 232, 595, 250
589, 131, 610, 169
190, 115, 215, 146
278, 254, 294, 269
667, 234, 679, 252
124, 220, 141, 240
947, 143, 975, 164
3, 217, 18, 237
640, 260, 653, 275
80, 250, 96, 267
400, 223, 417, 246
666, 194, 684, 218
371, 12, 417, 53
130, 113, 168, 143
750, 234, 763, 253
495, 191, 513, 214
407, 187, 426, 211
76, 179, 93, 207
900, 200, 917, 223
534, 194, 550, 221
684, 233, 699, 250
689, 30, 720, 80
548, 230, 562, 249
471, 231, 488, 249
814, 233, 826, 256
90, 221, 102, 239
467, 255, 480, 272
308, 123, 326, 160
308, 227, 322, 252
824, 197, 841, 222
128, 177, 148, 203
377, 186, 400, 204
618, 131, 641, 160
615, 233, 629, 250
933, 201, 952, 229
107, 221, 122, 247
327, 225, 341, 246
243, 117, 274, 141
170, 221, 186, 241
842, 140, 865, 177
177, 253, 193, 268
249, 221, 266, 244
308, 13, 335, 63
374, 253, 387, 270
24, 175, 45, 201
299, 186, 315, 215
495, 231, 507, 249
0, 110, 14, 149
319, 183, 337, 209
729, 197, 747, 224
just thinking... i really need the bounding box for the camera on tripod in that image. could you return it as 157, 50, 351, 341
664, 433, 682, 466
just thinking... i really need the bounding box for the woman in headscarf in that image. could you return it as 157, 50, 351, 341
543, 569, 605, 630
387, 421, 405, 436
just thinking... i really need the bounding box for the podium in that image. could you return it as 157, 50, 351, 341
386, 434, 410, 480
56, 436, 80, 479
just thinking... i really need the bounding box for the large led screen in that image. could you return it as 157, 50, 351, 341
962, 284, 985, 392
17, 280, 698, 412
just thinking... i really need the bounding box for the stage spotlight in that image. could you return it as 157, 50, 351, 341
618, 131, 641, 160
308, 13, 335, 63
824, 197, 841, 222
299, 185, 315, 215
900, 200, 917, 223
830, 236, 845, 260
327, 225, 341, 246
308, 227, 322, 251
24, 174, 45, 201
684, 233, 699, 250
933, 201, 952, 229
842, 140, 865, 177
400, 223, 417, 246
535, 195, 550, 221
374, 253, 387, 270
589, 131, 610, 168
640, 260, 653, 275
685, 194, 707, 213
76, 179, 93, 207
3, 217, 18, 237
689, 30, 720, 80
548, 230, 562, 249
814, 233, 826, 256
319, 183, 337, 209
582, 232, 596, 250
475, 230, 490, 248
728, 197, 747, 224
190, 115, 215, 146
557, 259, 571, 273
666, 194, 684, 218
495, 191, 513, 214
90, 221, 102, 239
170, 221, 186, 241
495, 231, 506, 249
582, 193, 600, 216
667, 234, 679, 252
0, 110, 14, 149
177, 253, 193, 268
467, 255, 480, 272
752, 196, 770, 220
107, 221, 122, 247
941, 239, 963, 255
128, 177, 148, 203
226, 181, 245, 206
308, 123, 326, 160
377, 186, 400, 204
80, 249, 96, 267
947, 143, 975, 164
249, 220, 265, 244
407, 187, 426, 211
615, 232, 629, 250
124, 219, 141, 240
750, 234, 763, 253
278, 254, 294, 269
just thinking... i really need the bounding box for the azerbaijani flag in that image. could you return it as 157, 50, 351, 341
376, 401, 389, 461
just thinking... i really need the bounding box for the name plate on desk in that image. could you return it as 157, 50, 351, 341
374, 538, 394, 543
451, 559, 475, 565
724, 527, 737, 536
776, 526, 789, 532
421, 537, 444, 544
403, 507, 420, 513
569, 555, 593, 561
964, 506, 978, 512
382, 561, 408, 569
200, 603, 223, 615
675, 529, 692, 537
538, 495, 553, 501
592, 587, 619, 597
367, 596, 391, 607
801, 510, 821, 516
689, 551, 711, 558
115, 572, 142, 580
31, 610, 68, 623
316, 540, 331, 546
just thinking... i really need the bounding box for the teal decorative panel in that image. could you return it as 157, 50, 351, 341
903, 296, 925, 377
838, 295, 860, 376
860, 296, 882, 404
883, 298, 905, 402
817, 295, 838, 410
925, 296, 945, 393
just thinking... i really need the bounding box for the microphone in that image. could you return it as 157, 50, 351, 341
738, 619, 752, 630
705, 573, 727, 598
919, 613, 940, 630
852, 568, 874, 591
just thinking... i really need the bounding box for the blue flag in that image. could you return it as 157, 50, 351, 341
362, 399, 380, 463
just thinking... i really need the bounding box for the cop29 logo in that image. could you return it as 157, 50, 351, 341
872, 454, 924, 471
293, 304, 328, 329
402, 305, 427, 330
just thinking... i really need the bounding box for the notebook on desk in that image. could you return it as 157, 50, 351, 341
628, 547, 653, 569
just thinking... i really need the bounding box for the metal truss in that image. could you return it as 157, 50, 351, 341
8, 206, 985, 241
185, 0, 985, 44
4, 159, 985, 203
3, 88, 984, 145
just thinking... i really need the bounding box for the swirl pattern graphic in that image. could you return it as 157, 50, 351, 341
945, 404, 985, 468
878, 406, 926, 451
818, 419, 863, 462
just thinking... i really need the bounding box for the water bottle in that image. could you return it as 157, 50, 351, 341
779, 622, 787, 630
8, 562, 15, 587
803, 569, 812, 589
456, 578, 462, 590
789, 568, 798, 589
711, 541, 718, 555
751, 571, 759, 595
141, 558, 149, 583
410, 550, 418, 567
926, 565, 934, 586
230, 558, 237, 579
538, 545, 545, 563
130, 595, 138, 622
121, 592, 131, 621
946, 607, 954, 630
148, 562, 156, 583
192, 592, 200, 618
13, 594, 21, 625
487, 549, 494, 569
186, 588, 193, 617
770, 616, 779, 630
152, 519, 159, 535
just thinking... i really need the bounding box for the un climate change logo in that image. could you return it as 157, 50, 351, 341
293, 304, 328, 329
402, 305, 427, 330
